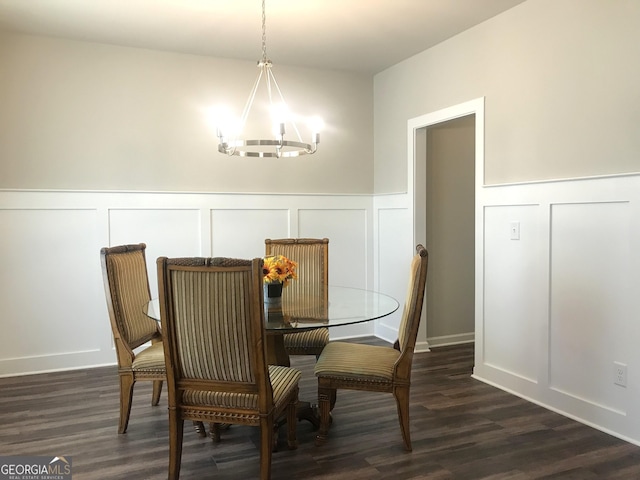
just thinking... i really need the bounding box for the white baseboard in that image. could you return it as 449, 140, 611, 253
427, 332, 475, 348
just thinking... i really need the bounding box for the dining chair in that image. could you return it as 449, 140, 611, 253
314, 244, 429, 450
264, 238, 329, 358
157, 256, 301, 480
100, 243, 165, 434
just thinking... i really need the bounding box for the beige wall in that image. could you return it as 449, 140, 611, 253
0, 32, 373, 193
7, 1, 637, 195
374, 0, 640, 192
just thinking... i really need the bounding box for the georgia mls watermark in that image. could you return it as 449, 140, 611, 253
0, 456, 71, 480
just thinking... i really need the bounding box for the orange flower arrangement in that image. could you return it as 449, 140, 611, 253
262, 255, 298, 286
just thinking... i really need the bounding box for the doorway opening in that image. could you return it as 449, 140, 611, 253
408, 98, 484, 351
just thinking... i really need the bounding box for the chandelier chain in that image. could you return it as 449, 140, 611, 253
261, 0, 267, 62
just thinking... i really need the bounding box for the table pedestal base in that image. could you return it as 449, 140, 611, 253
266, 332, 291, 366
293, 401, 320, 428
266, 332, 321, 427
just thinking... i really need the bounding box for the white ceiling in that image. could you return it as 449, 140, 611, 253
0, 0, 526, 74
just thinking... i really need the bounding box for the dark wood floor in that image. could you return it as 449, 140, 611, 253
2, 340, 640, 479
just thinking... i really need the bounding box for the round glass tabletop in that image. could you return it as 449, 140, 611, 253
144, 285, 399, 333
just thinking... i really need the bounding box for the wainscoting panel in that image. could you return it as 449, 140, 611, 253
0, 190, 393, 376
210, 208, 290, 259
299, 209, 367, 287
474, 173, 640, 446
549, 201, 632, 416
108, 208, 202, 296
0, 207, 108, 374
482, 203, 541, 385
298, 208, 371, 339
374, 203, 412, 345
7, 178, 640, 447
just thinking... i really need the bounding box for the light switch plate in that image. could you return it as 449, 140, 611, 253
510, 221, 520, 240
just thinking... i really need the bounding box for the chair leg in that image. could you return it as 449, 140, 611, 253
151, 380, 162, 406
168, 411, 184, 480
286, 392, 299, 450
209, 423, 221, 443
192, 421, 207, 437
315, 382, 334, 446
259, 417, 274, 480
329, 389, 337, 411
118, 373, 135, 434
394, 386, 412, 451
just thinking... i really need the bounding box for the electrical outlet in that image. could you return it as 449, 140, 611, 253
614, 362, 627, 387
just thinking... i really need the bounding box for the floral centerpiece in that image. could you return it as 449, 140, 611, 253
262, 255, 298, 286
263, 255, 297, 304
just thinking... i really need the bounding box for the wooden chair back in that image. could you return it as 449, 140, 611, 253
157, 256, 273, 412
265, 238, 329, 301
100, 242, 164, 434
157, 256, 300, 479
394, 244, 429, 381
265, 238, 329, 357
100, 243, 159, 364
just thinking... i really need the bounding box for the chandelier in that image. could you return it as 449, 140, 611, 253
215, 0, 321, 158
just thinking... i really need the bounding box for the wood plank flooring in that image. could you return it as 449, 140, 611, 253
2, 340, 640, 479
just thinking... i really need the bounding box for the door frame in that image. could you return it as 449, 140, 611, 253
407, 97, 485, 351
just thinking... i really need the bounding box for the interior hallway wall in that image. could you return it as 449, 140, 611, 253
425, 115, 475, 346
374, 0, 640, 193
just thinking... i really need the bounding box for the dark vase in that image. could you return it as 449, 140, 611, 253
264, 282, 283, 304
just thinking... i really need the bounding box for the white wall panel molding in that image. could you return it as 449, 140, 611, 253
548, 201, 632, 417
372, 194, 412, 344
0, 189, 397, 377
0, 206, 111, 375
474, 173, 640, 446
481, 203, 542, 385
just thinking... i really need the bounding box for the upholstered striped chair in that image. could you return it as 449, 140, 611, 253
157, 256, 301, 480
265, 238, 329, 358
314, 244, 429, 451
100, 243, 165, 434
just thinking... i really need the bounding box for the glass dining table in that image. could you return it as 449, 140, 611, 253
144, 285, 399, 367
143, 285, 399, 427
